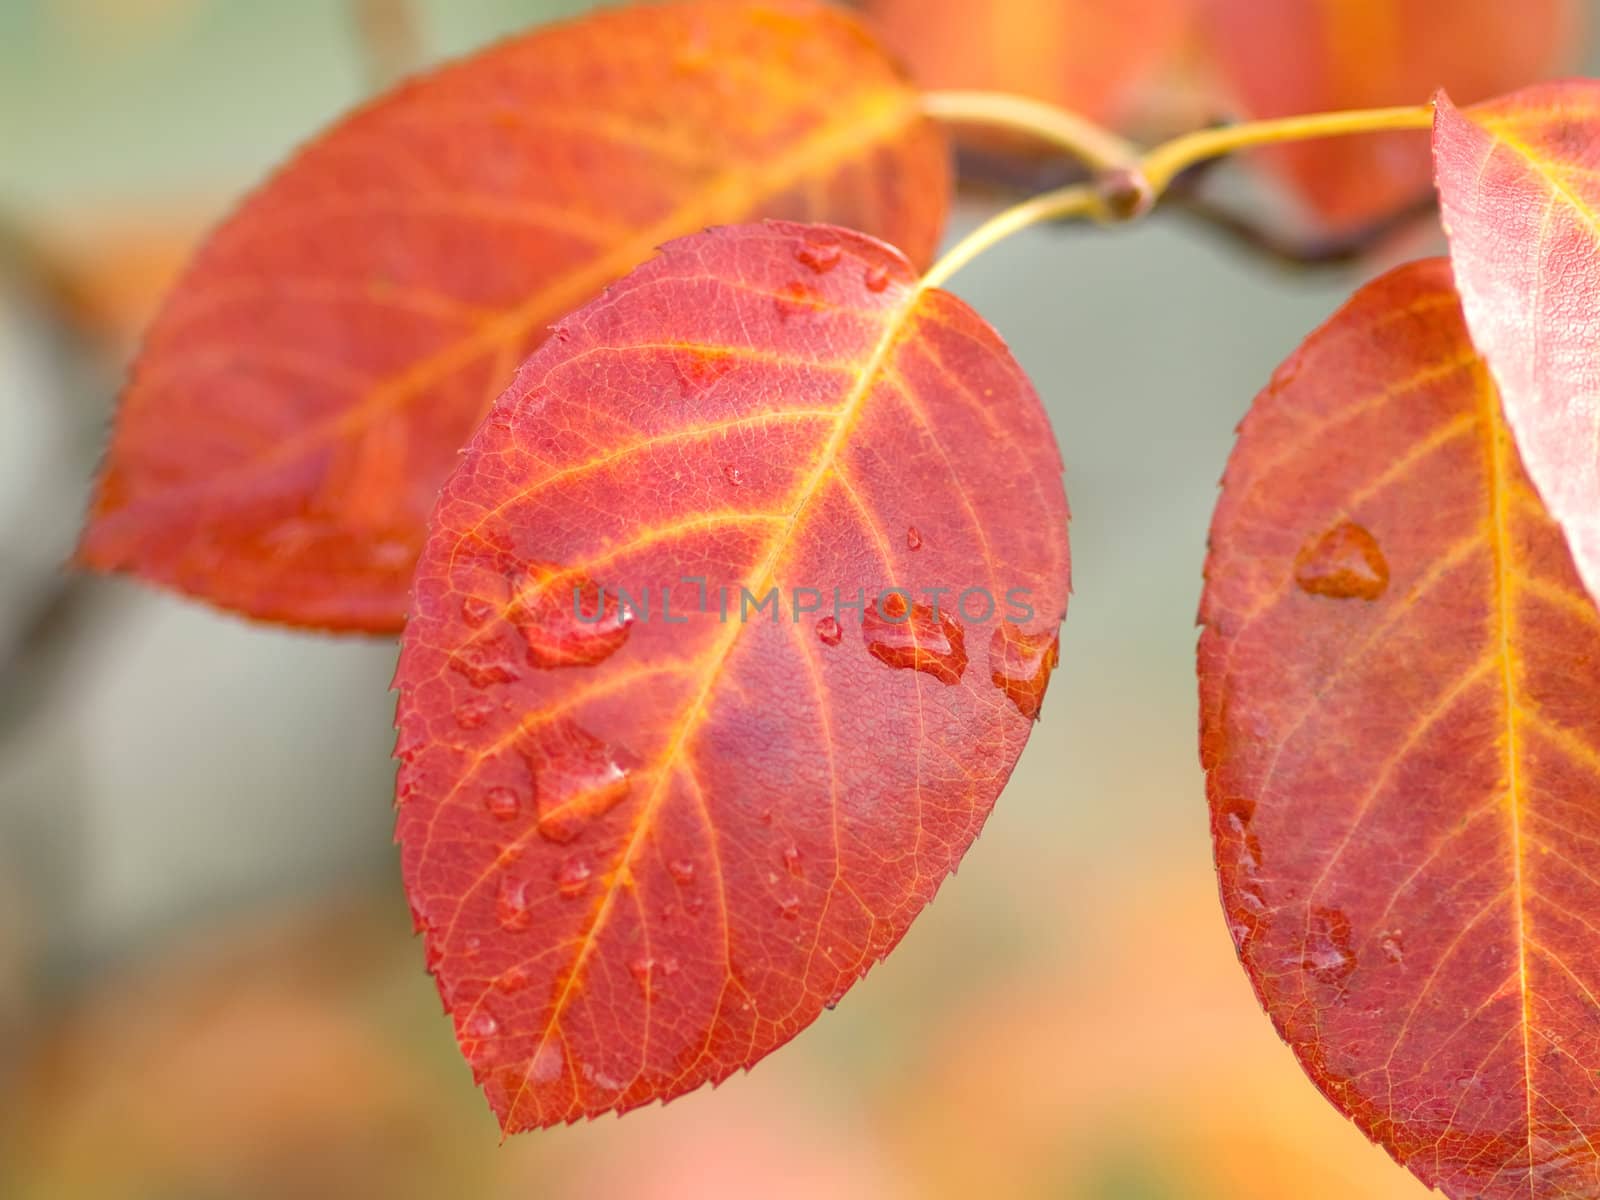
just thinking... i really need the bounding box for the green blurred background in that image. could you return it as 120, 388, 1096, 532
1, 2, 1593, 1196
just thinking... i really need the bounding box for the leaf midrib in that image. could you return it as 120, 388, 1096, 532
505, 266, 930, 1125
1479, 358, 1537, 1189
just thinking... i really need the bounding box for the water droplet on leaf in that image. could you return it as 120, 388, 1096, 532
506, 560, 633, 668
449, 650, 520, 688
794, 237, 841, 274
905, 525, 922, 551
1295, 520, 1389, 600
669, 858, 696, 885
530, 1040, 564, 1084
815, 615, 842, 646
864, 598, 967, 684
526, 720, 634, 843
1302, 907, 1357, 985
454, 696, 496, 730
496, 874, 533, 931
460, 596, 495, 627
483, 787, 520, 821
1380, 931, 1405, 964
988, 624, 1060, 720
556, 857, 592, 898
864, 264, 890, 293
495, 965, 529, 993
723, 463, 745, 486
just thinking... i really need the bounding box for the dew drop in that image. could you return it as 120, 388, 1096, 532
1302, 907, 1357, 986
496, 874, 533, 932
794, 237, 841, 274
774, 279, 820, 318
464, 935, 482, 957
466, 1011, 499, 1038
454, 696, 496, 730
449, 650, 520, 688
1380, 931, 1405, 964
782, 843, 803, 877
669, 858, 696, 885
527, 720, 634, 843
483, 786, 520, 822
1237, 884, 1268, 915
506, 561, 633, 669
988, 624, 1060, 720
1220, 798, 1255, 835
723, 463, 745, 487
863, 598, 968, 684
1295, 520, 1389, 600
530, 1040, 564, 1084
777, 894, 801, 920
460, 595, 496, 627
556, 857, 592, 898
905, 525, 923, 551
864, 264, 891, 293
495, 965, 529, 993
815, 615, 842, 646
684, 893, 705, 916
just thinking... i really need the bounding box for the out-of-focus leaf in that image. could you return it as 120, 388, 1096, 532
864, 0, 1191, 125
1434, 81, 1600, 611
78, 0, 951, 631
1197, 0, 1581, 232
393, 220, 1070, 1130
1200, 258, 1600, 1200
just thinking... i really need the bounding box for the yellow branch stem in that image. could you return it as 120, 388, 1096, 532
920, 89, 1140, 174
919, 98, 1439, 290
1138, 104, 1438, 193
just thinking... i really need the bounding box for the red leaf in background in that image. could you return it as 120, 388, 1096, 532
863, 0, 1191, 126
393, 221, 1070, 1130
1434, 81, 1600, 612
1196, 0, 1581, 232
77, 0, 950, 631
1200, 259, 1600, 1199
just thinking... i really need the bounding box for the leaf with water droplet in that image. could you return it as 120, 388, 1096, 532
394, 220, 1069, 1131
1200, 259, 1600, 1200
75, 0, 951, 631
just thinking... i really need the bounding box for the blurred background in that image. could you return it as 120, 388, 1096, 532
1, 2, 1595, 1196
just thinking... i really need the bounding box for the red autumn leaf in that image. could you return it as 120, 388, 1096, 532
1434, 81, 1600, 613
392, 220, 1070, 1130
77, 0, 951, 632
1196, 0, 1581, 232
1199, 257, 1600, 1199
863, 0, 1191, 125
